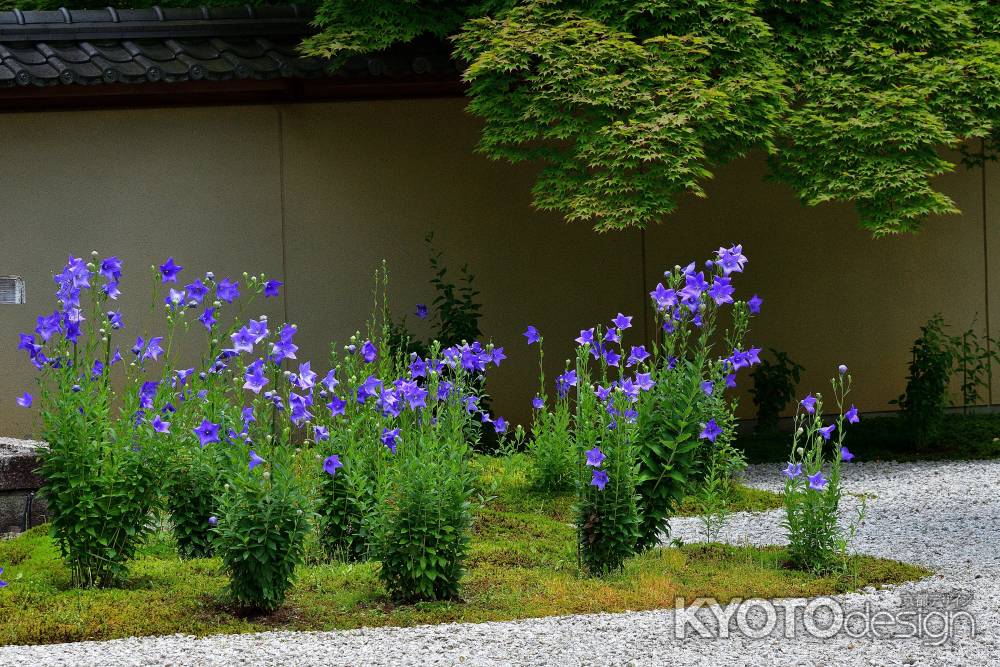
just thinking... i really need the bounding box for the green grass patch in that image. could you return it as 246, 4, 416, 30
0, 455, 924, 647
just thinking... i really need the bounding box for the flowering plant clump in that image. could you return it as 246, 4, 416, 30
571, 344, 642, 574
16, 252, 501, 609
634, 246, 758, 551
522, 245, 761, 574
524, 328, 574, 493
19, 254, 169, 586
366, 343, 484, 600
782, 366, 864, 572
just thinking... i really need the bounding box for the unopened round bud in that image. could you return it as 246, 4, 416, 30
796, 447, 804, 456
796, 427, 804, 436
213, 300, 222, 308
91, 250, 99, 257
838, 364, 848, 374
263, 471, 270, 480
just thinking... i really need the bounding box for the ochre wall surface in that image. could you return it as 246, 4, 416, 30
0, 97, 995, 437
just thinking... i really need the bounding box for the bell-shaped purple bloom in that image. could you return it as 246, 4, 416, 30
198, 307, 217, 331
381, 427, 400, 454
585, 446, 605, 467
269, 338, 298, 363
415, 304, 428, 319
532, 395, 544, 410
604, 349, 621, 367
716, 244, 748, 276
244, 359, 269, 394
700, 419, 722, 442
356, 375, 383, 404
151, 415, 170, 434
818, 424, 837, 441
327, 395, 346, 417
159, 257, 183, 283
840, 446, 855, 462
99, 256, 122, 282
247, 319, 269, 343
323, 454, 343, 476
782, 462, 802, 479
625, 346, 648, 367
208, 516, 218, 527
216, 278, 240, 303
807, 471, 827, 490
747, 294, 763, 314
248, 450, 265, 471
231, 327, 255, 354
361, 340, 378, 364
107, 310, 124, 330
800, 394, 817, 414
0, 566, 7, 588
296, 361, 317, 390
264, 280, 283, 298
575, 328, 595, 346
491, 347, 506, 367
15, 393, 32, 408
314, 425, 330, 443
321, 369, 339, 393
846, 405, 860, 424
141, 337, 164, 362
613, 313, 632, 330
493, 416, 507, 434
185, 279, 209, 304
523, 326, 541, 345
701, 380, 714, 396
590, 469, 609, 491
708, 277, 735, 305
650, 283, 677, 312
35, 311, 62, 341
193, 419, 220, 447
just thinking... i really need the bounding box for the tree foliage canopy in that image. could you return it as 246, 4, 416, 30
304, 0, 1000, 235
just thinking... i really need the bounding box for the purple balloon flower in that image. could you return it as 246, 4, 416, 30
818, 423, 837, 440
415, 304, 428, 319
248, 450, 265, 471
151, 415, 170, 434
208, 516, 218, 527
800, 394, 817, 414
361, 340, 378, 364
585, 446, 605, 467
699, 419, 722, 442
323, 454, 343, 476
216, 278, 240, 304
264, 280, 283, 298
846, 405, 860, 424
840, 446, 855, 462
532, 395, 544, 410
590, 469, 609, 491
193, 419, 220, 447
159, 257, 183, 283
807, 471, 827, 490
523, 325, 541, 345
15, 393, 32, 408
782, 462, 802, 479
747, 294, 763, 314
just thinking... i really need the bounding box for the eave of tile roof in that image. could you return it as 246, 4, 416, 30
0, 5, 459, 90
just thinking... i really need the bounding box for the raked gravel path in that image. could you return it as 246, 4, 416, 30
1, 459, 997, 666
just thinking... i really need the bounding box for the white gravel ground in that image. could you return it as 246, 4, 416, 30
1, 459, 997, 666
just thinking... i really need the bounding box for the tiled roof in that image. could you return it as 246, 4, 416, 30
0, 5, 344, 87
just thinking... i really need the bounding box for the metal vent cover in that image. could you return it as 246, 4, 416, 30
0, 276, 25, 304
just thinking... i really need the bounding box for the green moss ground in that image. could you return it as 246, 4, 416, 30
0, 454, 927, 646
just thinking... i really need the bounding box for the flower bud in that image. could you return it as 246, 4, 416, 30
91, 250, 99, 257
796, 427, 804, 436
796, 447, 804, 456
263, 471, 270, 480
838, 364, 848, 374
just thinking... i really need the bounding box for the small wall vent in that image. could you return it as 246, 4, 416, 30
0, 276, 25, 304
